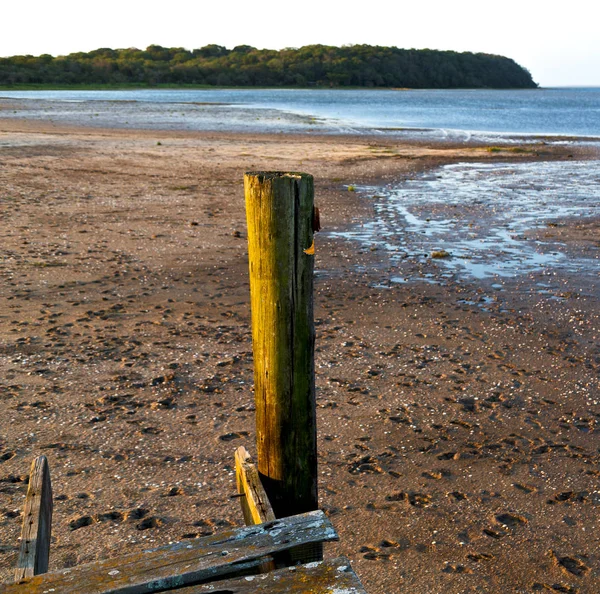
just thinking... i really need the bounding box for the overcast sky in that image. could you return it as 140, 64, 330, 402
2, 0, 598, 87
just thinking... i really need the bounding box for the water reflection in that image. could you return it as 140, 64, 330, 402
331, 160, 599, 282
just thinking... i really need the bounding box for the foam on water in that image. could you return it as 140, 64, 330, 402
332, 160, 600, 282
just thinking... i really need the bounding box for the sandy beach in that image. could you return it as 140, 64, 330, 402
0, 117, 599, 593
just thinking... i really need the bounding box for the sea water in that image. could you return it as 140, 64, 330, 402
1, 87, 599, 139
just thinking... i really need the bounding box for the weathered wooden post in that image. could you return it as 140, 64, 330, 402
14, 455, 53, 582
244, 172, 318, 520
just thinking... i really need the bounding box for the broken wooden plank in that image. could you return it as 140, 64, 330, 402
14, 455, 53, 582
235, 446, 275, 526
7, 510, 338, 594
234, 446, 321, 566
235, 446, 276, 573
173, 556, 367, 593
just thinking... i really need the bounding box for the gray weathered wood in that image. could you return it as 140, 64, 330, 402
173, 556, 367, 593
5, 510, 338, 594
235, 446, 276, 526
244, 171, 318, 520
14, 455, 53, 582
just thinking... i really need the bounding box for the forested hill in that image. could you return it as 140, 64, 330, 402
0, 44, 537, 89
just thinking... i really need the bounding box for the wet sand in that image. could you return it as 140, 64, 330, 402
0, 118, 599, 593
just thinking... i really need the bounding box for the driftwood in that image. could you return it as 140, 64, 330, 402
171, 556, 367, 593
14, 456, 53, 582
8, 510, 338, 594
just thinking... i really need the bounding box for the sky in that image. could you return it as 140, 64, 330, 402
2, 0, 598, 87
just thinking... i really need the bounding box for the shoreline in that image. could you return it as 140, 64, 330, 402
3, 116, 597, 152
0, 121, 599, 593
3, 93, 600, 144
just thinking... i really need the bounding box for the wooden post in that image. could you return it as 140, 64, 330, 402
244, 172, 318, 520
14, 456, 53, 582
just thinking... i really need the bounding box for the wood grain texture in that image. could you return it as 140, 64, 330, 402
244, 172, 318, 520
235, 446, 276, 526
171, 556, 367, 593
5, 510, 338, 594
14, 455, 53, 582
234, 446, 276, 573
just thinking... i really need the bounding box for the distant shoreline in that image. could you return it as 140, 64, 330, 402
2, 84, 597, 92
0, 44, 537, 89
0, 84, 550, 92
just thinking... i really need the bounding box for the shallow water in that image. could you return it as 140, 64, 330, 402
331, 160, 600, 283
1, 87, 599, 140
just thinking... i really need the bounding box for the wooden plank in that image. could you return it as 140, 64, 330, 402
234, 446, 321, 568
14, 455, 53, 582
234, 446, 276, 573
235, 446, 275, 526
244, 172, 318, 520
6, 510, 338, 594
170, 556, 367, 593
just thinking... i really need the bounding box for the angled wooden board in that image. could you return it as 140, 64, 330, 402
234, 446, 276, 573
235, 446, 275, 526
171, 556, 367, 593
7, 511, 338, 594
234, 446, 321, 566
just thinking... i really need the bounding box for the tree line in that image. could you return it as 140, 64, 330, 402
0, 44, 537, 89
